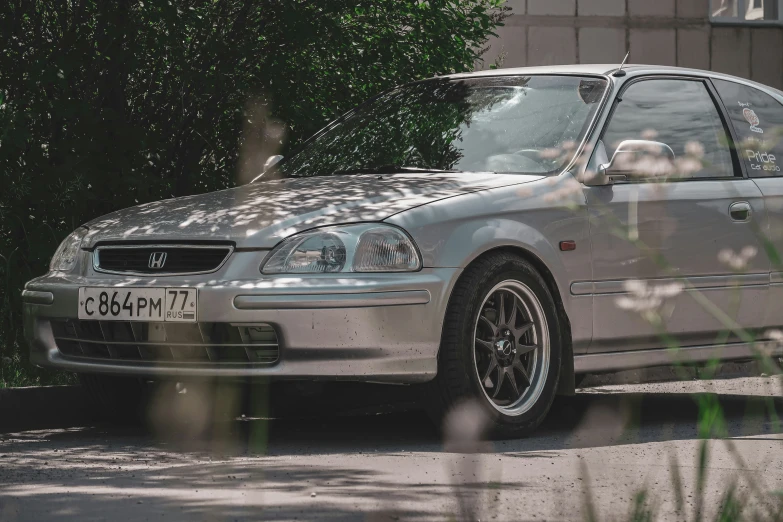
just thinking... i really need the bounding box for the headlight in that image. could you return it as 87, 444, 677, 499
261, 224, 421, 274
49, 227, 88, 272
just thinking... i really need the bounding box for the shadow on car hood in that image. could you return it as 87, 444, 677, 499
82, 173, 542, 249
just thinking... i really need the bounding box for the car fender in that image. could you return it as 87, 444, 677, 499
385, 177, 594, 358
387, 179, 589, 302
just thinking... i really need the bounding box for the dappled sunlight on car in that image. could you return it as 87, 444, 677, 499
80, 173, 538, 249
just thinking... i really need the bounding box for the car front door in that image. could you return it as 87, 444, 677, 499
583, 77, 769, 354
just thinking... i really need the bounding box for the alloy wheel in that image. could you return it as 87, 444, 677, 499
472, 280, 550, 416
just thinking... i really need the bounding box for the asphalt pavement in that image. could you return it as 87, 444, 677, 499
1, 377, 782, 521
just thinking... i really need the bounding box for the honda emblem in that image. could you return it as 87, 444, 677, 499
148, 252, 167, 269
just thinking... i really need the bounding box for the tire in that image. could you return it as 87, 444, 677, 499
425, 252, 563, 438
79, 374, 149, 424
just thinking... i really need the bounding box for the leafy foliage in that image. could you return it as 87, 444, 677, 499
0, 0, 507, 385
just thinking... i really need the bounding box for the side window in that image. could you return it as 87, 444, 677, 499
713, 79, 783, 177
602, 79, 735, 180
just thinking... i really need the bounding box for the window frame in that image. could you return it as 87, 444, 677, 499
710, 0, 783, 26
597, 75, 746, 184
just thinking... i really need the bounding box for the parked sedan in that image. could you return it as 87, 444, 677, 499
23, 64, 783, 436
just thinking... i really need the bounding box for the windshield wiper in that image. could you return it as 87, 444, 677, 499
332, 165, 462, 175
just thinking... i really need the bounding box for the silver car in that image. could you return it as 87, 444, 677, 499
23, 64, 783, 435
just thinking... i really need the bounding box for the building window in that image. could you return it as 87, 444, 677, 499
711, 0, 783, 24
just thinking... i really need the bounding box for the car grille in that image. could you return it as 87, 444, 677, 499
94, 245, 232, 275
51, 320, 279, 365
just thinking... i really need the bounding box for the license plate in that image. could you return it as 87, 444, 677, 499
78, 288, 197, 322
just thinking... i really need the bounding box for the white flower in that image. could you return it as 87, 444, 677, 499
685, 141, 706, 159
624, 279, 646, 294
765, 329, 783, 345
718, 246, 758, 271
616, 279, 684, 318
538, 148, 562, 160
741, 245, 758, 258
675, 157, 703, 177
632, 156, 674, 179
543, 178, 583, 204
641, 129, 659, 140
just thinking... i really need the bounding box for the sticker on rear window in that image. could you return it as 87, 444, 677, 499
743, 107, 764, 134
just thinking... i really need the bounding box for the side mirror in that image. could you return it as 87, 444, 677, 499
598, 140, 675, 183
263, 155, 284, 172
250, 155, 285, 183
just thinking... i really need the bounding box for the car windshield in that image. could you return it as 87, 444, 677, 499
275, 75, 607, 178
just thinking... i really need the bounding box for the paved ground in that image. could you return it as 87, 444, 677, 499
1, 377, 782, 521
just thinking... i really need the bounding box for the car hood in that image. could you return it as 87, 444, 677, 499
82, 173, 542, 249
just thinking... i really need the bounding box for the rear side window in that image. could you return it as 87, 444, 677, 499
714, 79, 783, 177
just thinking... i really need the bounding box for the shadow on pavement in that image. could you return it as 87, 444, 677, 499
3, 385, 781, 453
1, 384, 781, 522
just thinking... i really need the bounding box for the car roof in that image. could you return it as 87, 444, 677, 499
444, 64, 783, 100
446, 63, 746, 79
446, 63, 623, 78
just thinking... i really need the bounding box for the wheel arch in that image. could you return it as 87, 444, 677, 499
442, 245, 576, 396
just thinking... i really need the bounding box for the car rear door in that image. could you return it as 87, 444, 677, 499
712, 78, 783, 336
584, 76, 769, 354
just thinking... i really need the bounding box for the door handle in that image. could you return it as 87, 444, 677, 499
729, 201, 752, 222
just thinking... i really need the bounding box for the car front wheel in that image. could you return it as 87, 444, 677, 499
426, 252, 563, 438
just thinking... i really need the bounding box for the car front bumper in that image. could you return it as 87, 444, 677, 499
23, 268, 460, 384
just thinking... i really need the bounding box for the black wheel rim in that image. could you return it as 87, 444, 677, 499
473, 280, 550, 416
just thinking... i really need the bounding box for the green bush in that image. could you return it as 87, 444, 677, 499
0, 0, 507, 387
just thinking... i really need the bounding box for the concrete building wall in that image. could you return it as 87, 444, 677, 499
480, 0, 783, 89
